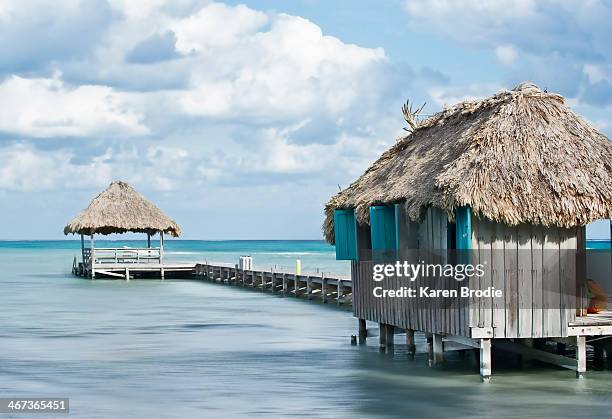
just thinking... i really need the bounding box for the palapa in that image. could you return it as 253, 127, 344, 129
324, 82, 612, 243
64, 181, 181, 237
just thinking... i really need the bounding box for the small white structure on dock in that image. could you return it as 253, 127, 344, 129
64, 181, 186, 279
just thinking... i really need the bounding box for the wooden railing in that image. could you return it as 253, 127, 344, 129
91, 248, 162, 265
83, 248, 92, 267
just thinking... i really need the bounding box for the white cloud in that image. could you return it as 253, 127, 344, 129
583, 64, 612, 84
170, 6, 387, 121
428, 83, 502, 107
0, 144, 110, 191
0, 0, 401, 242
495, 44, 518, 66
0, 75, 148, 138
171, 3, 268, 52
404, 0, 537, 42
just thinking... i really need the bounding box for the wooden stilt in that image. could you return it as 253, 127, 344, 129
80, 234, 85, 269
307, 276, 312, 300
358, 319, 367, 344
282, 273, 287, 295
577, 336, 586, 377
480, 338, 492, 382
433, 333, 444, 365
379, 323, 387, 349
337, 280, 343, 305
321, 276, 327, 303
90, 234, 95, 279
125, 268, 130, 281
406, 329, 416, 354
159, 231, 165, 280
386, 324, 394, 349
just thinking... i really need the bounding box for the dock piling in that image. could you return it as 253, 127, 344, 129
406, 329, 416, 354
433, 334, 444, 365
358, 319, 367, 344
480, 338, 492, 382
576, 336, 586, 378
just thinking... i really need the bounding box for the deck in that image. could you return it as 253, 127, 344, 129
568, 301, 612, 336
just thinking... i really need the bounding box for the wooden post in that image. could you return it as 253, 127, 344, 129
282, 273, 287, 295
379, 323, 387, 349
480, 338, 492, 382
576, 336, 586, 378
159, 231, 165, 280
385, 324, 394, 350
321, 275, 327, 303
337, 280, 343, 305
147, 233, 151, 248
433, 334, 444, 365
358, 319, 367, 344
306, 276, 312, 299
125, 267, 130, 281
90, 234, 95, 279
80, 234, 85, 266
406, 329, 416, 354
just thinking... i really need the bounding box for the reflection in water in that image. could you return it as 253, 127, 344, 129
1, 246, 612, 418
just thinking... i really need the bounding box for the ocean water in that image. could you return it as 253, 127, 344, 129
0, 240, 350, 278
1, 240, 612, 418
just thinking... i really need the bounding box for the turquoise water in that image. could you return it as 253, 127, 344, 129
0, 240, 350, 278
588, 240, 611, 250
1, 241, 612, 418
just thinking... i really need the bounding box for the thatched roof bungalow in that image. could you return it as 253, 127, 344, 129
326, 83, 612, 379
65, 181, 180, 279
324, 82, 612, 244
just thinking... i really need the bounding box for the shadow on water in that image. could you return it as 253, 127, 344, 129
345, 341, 612, 418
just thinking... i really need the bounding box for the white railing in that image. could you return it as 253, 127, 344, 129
83, 248, 92, 267
92, 247, 162, 265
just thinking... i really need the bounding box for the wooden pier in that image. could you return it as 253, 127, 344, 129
194, 264, 352, 305
71, 255, 353, 305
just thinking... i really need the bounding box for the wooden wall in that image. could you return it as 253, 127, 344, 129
353, 207, 471, 337
470, 218, 578, 338
352, 205, 581, 339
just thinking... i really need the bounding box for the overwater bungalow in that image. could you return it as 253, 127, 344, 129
324, 82, 612, 380
64, 181, 188, 279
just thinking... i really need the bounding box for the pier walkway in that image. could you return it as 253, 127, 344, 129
72, 258, 353, 305
195, 264, 352, 305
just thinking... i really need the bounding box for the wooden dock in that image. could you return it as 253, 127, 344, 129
71, 255, 353, 305
194, 264, 352, 305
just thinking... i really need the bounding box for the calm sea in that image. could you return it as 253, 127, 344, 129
0, 240, 611, 418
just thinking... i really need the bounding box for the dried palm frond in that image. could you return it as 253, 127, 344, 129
402, 99, 426, 132
323, 82, 612, 243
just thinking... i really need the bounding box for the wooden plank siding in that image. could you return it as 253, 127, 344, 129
467, 219, 577, 339
351, 206, 578, 339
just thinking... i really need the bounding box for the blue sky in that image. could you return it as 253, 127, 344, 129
0, 0, 610, 240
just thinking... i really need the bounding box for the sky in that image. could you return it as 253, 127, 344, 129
0, 0, 611, 240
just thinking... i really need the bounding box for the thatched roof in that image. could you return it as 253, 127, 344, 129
64, 181, 181, 237
324, 82, 612, 243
